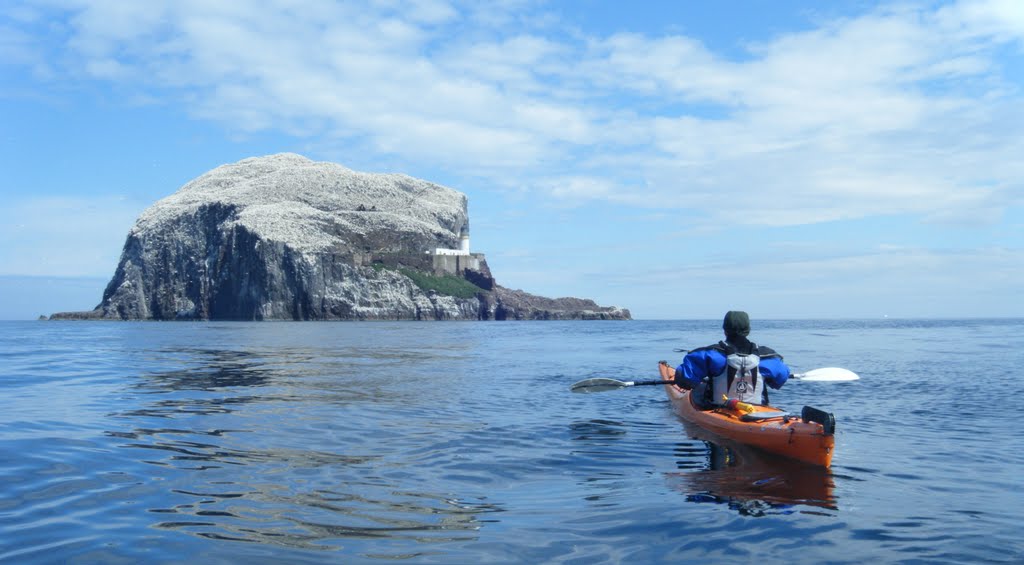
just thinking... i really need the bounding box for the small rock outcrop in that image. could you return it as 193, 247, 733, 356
488, 287, 631, 320
50, 153, 630, 321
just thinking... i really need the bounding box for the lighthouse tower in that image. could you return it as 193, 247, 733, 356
432, 224, 471, 256
458, 225, 470, 254
430, 222, 485, 279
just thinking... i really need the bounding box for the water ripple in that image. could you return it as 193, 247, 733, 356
3, 320, 1024, 563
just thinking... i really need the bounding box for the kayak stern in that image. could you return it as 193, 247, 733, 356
659, 362, 835, 468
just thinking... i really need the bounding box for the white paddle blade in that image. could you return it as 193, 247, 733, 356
793, 367, 860, 382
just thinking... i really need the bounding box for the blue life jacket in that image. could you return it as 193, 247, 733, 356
687, 341, 786, 406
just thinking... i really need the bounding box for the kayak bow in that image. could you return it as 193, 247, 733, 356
658, 362, 835, 467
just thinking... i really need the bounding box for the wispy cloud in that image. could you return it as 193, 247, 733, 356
13, 0, 1018, 230
594, 244, 1024, 318
4, 0, 1024, 308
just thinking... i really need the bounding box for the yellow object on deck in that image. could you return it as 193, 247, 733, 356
723, 395, 756, 414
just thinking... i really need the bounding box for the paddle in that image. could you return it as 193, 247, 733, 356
570, 378, 673, 393
570, 367, 859, 393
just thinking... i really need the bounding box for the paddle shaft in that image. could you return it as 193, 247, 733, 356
634, 372, 845, 385
615, 372, 824, 388
571, 366, 857, 393
625, 379, 678, 387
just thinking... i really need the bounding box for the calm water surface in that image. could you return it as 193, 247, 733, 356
1, 320, 1022, 563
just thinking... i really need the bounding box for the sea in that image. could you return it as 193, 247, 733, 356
1, 319, 1022, 564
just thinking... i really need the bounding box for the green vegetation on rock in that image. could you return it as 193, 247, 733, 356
398, 268, 484, 298
372, 264, 484, 298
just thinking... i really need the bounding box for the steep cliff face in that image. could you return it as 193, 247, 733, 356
51, 153, 630, 321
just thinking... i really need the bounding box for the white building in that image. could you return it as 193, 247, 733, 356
434, 225, 470, 256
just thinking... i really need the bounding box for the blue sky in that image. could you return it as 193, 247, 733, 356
1, 0, 1022, 320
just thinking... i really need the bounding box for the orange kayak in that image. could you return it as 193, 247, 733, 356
658, 362, 835, 467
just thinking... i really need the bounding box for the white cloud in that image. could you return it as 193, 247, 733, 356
542, 176, 617, 201
937, 0, 1024, 41
0, 24, 36, 66
593, 244, 1024, 318
9, 0, 1024, 230
405, 0, 459, 25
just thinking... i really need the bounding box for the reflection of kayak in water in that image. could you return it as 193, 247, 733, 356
667, 420, 836, 515
658, 362, 836, 467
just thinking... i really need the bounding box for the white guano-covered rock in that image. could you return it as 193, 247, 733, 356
48, 153, 631, 321
89, 153, 478, 320
134, 153, 467, 253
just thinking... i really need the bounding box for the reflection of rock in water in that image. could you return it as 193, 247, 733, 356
109, 348, 279, 420
668, 421, 837, 516
109, 429, 504, 551
135, 348, 276, 392
102, 343, 506, 554
569, 419, 630, 441
147, 479, 503, 548
149, 482, 503, 551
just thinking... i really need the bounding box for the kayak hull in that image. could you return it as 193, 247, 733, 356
659, 363, 835, 467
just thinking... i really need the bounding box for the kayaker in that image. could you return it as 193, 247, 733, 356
673, 311, 790, 408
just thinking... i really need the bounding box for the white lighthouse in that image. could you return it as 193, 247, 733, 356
430, 222, 484, 278
458, 225, 470, 254
433, 224, 471, 256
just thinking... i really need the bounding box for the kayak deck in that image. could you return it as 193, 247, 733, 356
658, 362, 835, 467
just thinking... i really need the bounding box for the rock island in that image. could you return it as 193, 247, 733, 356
51, 154, 630, 321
